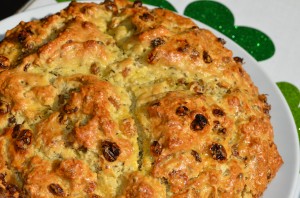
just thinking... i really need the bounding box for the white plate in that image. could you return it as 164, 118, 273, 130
0, 2, 299, 197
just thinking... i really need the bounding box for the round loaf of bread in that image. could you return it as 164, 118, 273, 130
0, 0, 283, 197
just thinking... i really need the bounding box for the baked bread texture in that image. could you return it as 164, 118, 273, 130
0, 0, 283, 197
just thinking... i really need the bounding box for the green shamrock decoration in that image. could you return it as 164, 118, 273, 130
277, 82, 300, 142
184, 0, 275, 62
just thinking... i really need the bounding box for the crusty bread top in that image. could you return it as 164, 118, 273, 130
0, 0, 282, 197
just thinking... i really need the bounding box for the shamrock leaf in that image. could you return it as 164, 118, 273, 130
277, 82, 300, 142
184, 0, 275, 61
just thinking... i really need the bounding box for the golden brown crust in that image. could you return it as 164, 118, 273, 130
0, 0, 282, 197
119, 172, 166, 198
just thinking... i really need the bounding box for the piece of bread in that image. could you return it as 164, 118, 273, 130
0, 0, 283, 197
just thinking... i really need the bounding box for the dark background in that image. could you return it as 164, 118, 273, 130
0, 0, 29, 20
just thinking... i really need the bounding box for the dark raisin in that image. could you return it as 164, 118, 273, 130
190, 26, 200, 30
161, 177, 168, 185
203, 51, 212, 63
0, 100, 10, 115
18, 28, 33, 43
233, 57, 244, 64
18, 129, 32, 145
78, 146, 88, 153
217, 37, 226, 45
6, 184, 19, 195
14, 129, 32, 150
133, 0, 142, 8
151, 38, 165, 48
63, 104, 78, 114
18, 32, 26, 43
176, 106, 189, 116
58, 113, 66, 124
0, 56, 10, 69
139, 13, 154, 21
218, 127, 226, 134
190, 114, 208, 131
191, 150, 201, 162
8, 116, 16, 125
12, 124, 22, 139
90, 63, 100, 75
48, 183, 64, 196
58, 95, 67, 105
210, 143, 227, 161
102, 141, 121, 162
212, 108, 225, 117
150, 141, 162, 156
23, 63, 30, 72
0, 173, 6, 185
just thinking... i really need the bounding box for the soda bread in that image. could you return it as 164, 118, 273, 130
0, 0, 283, 197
